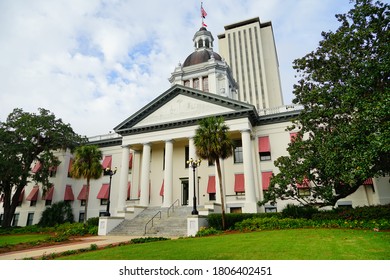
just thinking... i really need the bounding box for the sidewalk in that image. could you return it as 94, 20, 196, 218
0, 235, 140, 260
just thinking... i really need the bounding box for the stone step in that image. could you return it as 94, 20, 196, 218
109, 206, 192, 237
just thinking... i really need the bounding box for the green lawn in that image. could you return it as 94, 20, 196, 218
58, 228, 390, 260
0, 234, 52, 246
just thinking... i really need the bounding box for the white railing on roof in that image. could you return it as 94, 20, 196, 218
88, 132, 121, 142
258, 104, 303, 116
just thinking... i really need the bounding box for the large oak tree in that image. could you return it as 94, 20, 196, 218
260, 0, 389, 207
0, 108, 85, 227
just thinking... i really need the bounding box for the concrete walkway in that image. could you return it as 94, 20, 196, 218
0, 235, 143, 260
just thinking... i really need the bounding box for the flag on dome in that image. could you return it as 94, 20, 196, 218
201, 6, 207, 18
201, 2, 207, 27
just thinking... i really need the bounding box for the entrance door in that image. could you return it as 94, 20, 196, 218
181, 179, 189, 206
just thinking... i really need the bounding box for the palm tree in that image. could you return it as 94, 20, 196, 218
70, 145, 103, 223
193, 116, 233, 230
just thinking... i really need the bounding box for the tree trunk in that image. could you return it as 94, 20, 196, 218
215, 158, 226, 230
1, 185, 23, 227
84, 178, 90, 223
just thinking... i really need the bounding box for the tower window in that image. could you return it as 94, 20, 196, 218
193, 78, 200, 89
202, 76, 209, 92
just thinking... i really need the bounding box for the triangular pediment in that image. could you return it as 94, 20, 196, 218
133, 94, 234, 128
114, 85, 258, 135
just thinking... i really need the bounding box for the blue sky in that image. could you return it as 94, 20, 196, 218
0, 0, 353, 137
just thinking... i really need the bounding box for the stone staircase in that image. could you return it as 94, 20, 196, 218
109, 206, 192, 237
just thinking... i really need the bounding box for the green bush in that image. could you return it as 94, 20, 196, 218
38, 201, 74, 227
235, 217, 312, 231
313, 204, 390, 221
195, 227, 222, 237
207, 213, 281, 230
281, 204, 319, 219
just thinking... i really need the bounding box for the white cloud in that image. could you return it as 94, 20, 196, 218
0, 0, 352, 136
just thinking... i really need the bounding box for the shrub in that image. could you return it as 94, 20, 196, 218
281, 204, 319, 219
313, 204, 390, 221
195, 227, 222, 237
235, 217, 313, 231
207, 213, 281, 230
38, 201, 74, 227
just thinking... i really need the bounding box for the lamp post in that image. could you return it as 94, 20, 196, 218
105, 167, 117, 216
187, 158, 201, 215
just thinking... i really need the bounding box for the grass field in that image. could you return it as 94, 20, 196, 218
0, 234, 52, 247
57, 228, 390, 260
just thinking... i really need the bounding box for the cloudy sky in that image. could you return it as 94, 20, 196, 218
0, 0, 353, 137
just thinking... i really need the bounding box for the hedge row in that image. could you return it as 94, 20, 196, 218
234, 216, 390, 231
207, 205, 390, 230
207, 213, 281, 230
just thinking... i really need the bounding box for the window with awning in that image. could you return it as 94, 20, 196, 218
234, 174, 245, 194
207, 176, 216, 194
77, 185, 88, 200
31, 162, 42, 173
64, 185, 74, 201
42, 186, 54, 201
262, 171, 273, 190
102, 155, 112, 169
26, 186, 39, 201
258, 136, 271, 161
97, 184, 110, 199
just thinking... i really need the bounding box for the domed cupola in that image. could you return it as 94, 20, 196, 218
169, 25, 238, 100
182, 27, 222, 67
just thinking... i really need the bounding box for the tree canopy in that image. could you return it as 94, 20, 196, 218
260, 0, 389, 207
0, 108, 85, 227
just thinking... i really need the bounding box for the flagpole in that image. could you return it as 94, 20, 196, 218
201, 2, 204, 27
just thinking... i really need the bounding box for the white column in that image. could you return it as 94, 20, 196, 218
117, 145, 130, 213
163, 140, 173, 207
241, 129, 257, 204
188, 137, 196, 207
139, 143, 151, 207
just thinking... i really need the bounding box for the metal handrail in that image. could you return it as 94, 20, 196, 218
167, 199, 180, 217
144, 211, 161, 235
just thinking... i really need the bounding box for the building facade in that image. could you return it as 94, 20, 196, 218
1, 20, 389, 227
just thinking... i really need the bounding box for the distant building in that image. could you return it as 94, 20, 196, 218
218, 17, 284, 110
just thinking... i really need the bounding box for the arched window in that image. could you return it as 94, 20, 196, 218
198, 39, 203, 48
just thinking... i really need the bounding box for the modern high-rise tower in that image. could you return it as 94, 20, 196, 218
218, 17, 284, 110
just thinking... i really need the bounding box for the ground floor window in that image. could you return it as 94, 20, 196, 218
230, 207, 242, 213
265, 206, 277, 213
12, 213, 19, 226
78, 212, 85, 222
209, 193, 216, 201
100, 199, 108, 205
298, 188, 310, 197
80, 200, 86, 206
45, 200, 52, 206
26, 213, 34, 226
